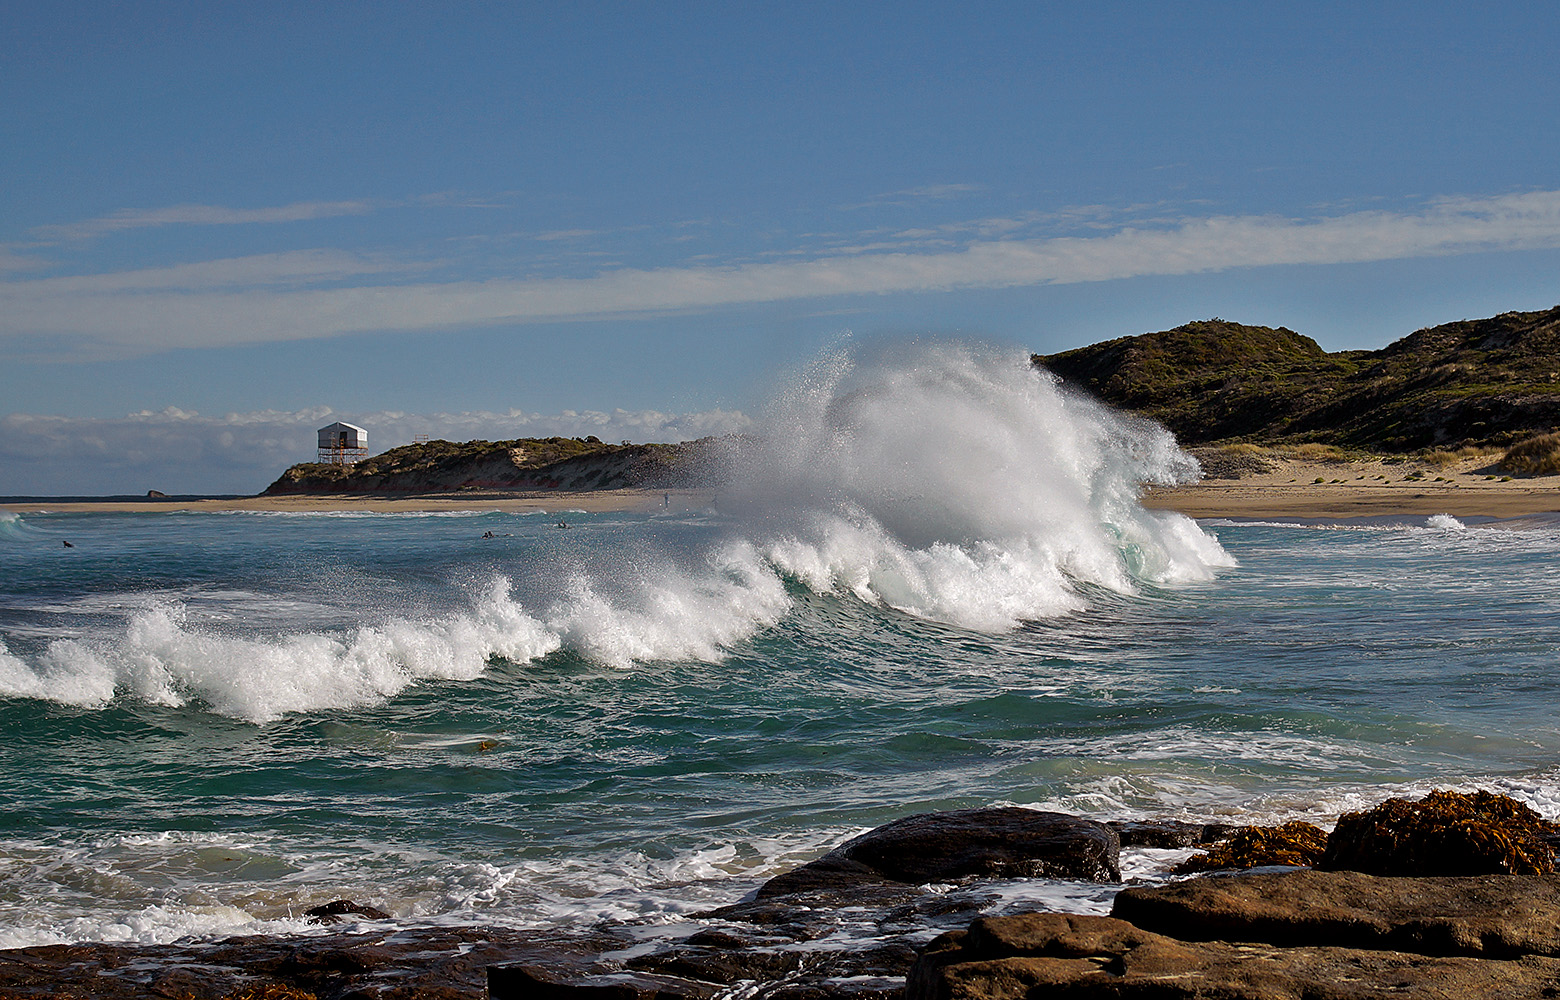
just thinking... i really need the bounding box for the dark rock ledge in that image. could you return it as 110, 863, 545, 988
0, 794, 1554, 999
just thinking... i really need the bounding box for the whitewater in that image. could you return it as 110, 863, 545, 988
1, 342, 1559, 950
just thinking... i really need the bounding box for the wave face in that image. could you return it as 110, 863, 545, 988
725, 341, 1231, 628
0, 342, 1229, 721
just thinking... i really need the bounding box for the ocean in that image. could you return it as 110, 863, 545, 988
1, 343, 1558, 954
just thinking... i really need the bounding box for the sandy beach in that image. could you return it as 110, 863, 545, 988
1143, 453, 1560, 520
0, 487, 720, 516
6, 457, 1559, 520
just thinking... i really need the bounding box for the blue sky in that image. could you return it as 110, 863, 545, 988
4, 2, 1560, 493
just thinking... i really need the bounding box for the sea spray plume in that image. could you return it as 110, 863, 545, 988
723, 341, 1232, 629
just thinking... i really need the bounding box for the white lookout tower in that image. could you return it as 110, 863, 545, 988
317, 421, 368, 465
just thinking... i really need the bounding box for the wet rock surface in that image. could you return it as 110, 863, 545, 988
911, 869, 1560, 999
1115, 869, 1560, 958
908, 908, 1560, 1000
0, 926, 610, 999
304, 900, 394, 925
756, 807, 1122, 901
0, 807, 1124, 999
1107, 818, 1235, 850
10, 795, 1559, 998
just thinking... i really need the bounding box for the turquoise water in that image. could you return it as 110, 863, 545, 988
0, 345, 1557, 949
3, 506, 1559, 948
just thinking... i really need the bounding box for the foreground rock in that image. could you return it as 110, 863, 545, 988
908, 910, 1560, 1000
753, 807, 1121, 902
15, 796, 1556, 998
0, 807, 1124, 998
911, 869, 1560, 999
0, 925, 619, 999
1115, 870, 1560, 958
496, 808, 1126, 998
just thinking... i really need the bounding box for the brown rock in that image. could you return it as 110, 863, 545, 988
907, 910, 1560, 999
1114, 868, 1560, 958
1321, 789, 1560, 876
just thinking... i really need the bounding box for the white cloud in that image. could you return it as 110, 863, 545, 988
5, 189, 1560, 358
0, 407, 752, 496
11, 250, 420, 294
31, 200, 374, 243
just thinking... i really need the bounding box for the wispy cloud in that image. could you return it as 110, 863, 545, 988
0, 406, 752, 495
840, 183, 985, 211
0, 246, 50, 274
12, 250, 422, 294
31, 200, 373, 243
532, 228, 604, 242
6, 189, 1560, 358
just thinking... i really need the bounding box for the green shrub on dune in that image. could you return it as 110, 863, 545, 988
1501, 432, 1560, 476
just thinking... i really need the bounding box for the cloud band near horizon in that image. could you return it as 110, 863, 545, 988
0, 406, 753, 496
5, 189, 1560, 358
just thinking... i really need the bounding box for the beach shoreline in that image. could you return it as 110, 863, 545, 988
6, 458, 1559, 519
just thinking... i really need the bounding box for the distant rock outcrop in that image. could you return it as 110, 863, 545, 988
264, 435, 733, 495
1036, 305, 1560, 451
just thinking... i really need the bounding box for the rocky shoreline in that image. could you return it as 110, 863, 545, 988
0, 792, 1555, 999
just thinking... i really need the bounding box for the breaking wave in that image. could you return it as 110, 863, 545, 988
0, 341, 1231, 721
725, 341, 1231, 628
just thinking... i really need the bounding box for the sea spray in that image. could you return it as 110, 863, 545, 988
723, 341, 1232, 628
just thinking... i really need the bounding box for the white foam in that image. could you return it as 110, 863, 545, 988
0, 577, 560, 722
542, 538, 790, 668
721, 342, 1234, 630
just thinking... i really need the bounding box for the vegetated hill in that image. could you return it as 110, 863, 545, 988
264, 435, 730, 495
1035, 305, 1560, 451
